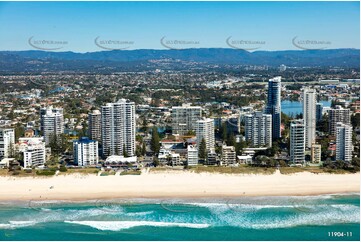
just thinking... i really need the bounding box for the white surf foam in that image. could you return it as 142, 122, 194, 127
64, 220, 210, 231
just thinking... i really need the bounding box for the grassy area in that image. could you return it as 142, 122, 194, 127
64, 168, 100, 175
149, 167, 184, 173
279, 166, 354, 174
120, 170, 141, 175
188, 165, 276, 175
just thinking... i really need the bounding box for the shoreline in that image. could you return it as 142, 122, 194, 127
0, 170, 359, 202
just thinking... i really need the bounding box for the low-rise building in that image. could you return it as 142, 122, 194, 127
221, 145, 236, 166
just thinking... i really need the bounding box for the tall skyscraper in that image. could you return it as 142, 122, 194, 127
88, 110, 101, 141
73, 137, 99, 166
171, 104, 202, 135
40, 106, 64, 145
316, 103, 323, 122
265, 76, 282, 139
329, 106, 351, 136
244, 111, 272, 148
196, 118, 215, 151
101, 99, 136, 157
290, 120, 305, 164
336, 123, 352, 162
303, 88, 316, 148
0, 128, 15, 159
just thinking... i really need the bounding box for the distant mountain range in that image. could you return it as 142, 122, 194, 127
0, 48, 359, 73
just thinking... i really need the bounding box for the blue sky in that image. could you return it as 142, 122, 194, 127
0, 1, 359, 52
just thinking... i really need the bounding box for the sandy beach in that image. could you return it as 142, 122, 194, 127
0, 170, 359, 201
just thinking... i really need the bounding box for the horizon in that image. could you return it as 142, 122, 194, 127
0, 1, 359, 52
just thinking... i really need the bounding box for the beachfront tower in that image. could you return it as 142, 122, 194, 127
336, 123, 353, 162
265, 76, 282, 139
101, 99, 136, 158
290, 119, 305, 165
40, 106, 64, 145
302, 88, 317, 148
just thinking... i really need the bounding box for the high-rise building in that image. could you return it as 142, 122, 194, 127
187, 145, 198, 166
316, 103, 323, 122
0, 128, 15, 159
196, 118, 215, 151
244, 111, 272, 148
88, 110, 101, 141
18, 137, 46, 168
171, 104, 202, 135
329, 106, 351, 136
311, 143, 321, 164
290, 120, 305, 164
265, 77, 282, 139
303, 88, 317, 148
73, 137, 99, 166
40, 106, 64, 145
336, 123, 352, 162
101, 99, 136, 157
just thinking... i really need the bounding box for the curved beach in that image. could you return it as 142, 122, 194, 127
0, 170, 359, 201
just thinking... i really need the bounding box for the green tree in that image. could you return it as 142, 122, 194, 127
150, 127, 160, 154
199, 138, 207, 160
123, 144, 129, 157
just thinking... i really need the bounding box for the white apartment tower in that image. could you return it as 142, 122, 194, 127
18, 137, 46, 168
329, 106, 351, 136
171, 104, 202, 135
196, 118, 215, 151
303, 88, 317, 148
101, 99, 136, 158
73, 137, 99, 166
290, 120, 305, 164
88, 110, 101, 141
0, 129, 15, 159
187, 145, 199, 166
40, 106, 64, 145
336, 123, 352, 162
244, 111, 272, 148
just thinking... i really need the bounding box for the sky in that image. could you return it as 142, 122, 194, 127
0, 1, 359, 52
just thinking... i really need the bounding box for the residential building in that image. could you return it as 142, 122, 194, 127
336, 123, 353, 162
88, 110, 101, 141
265, 76, 282, 139
244, 111, 272, 148
40, 106, 64, 145
316, 103, 323, 122
73, 137, 99, 166
18, 137, 46, 168
0, 128, 15, 159
171, 104, 202, 135
311, 143, 322, 164
329, 106, 351, 136
101, 99, 136, 158
196, 118, 215, 151
221, 145, 236, 166
303, 88, 317, 148
206, 149, 218, 165
187, 145, 198, 166
290, 120, 305, 165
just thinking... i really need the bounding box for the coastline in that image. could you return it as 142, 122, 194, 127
0, 170, 359, 202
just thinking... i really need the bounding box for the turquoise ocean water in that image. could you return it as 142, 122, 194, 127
0, 194, 359, 241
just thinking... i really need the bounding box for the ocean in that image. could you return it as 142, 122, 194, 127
0, 194, 359, 241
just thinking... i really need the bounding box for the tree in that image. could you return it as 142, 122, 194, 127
123, 144, 129, 157
199, 138, 207, 160
150, 127, 160, 154
221, 123, 227, 142
142, 142, 146, 156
